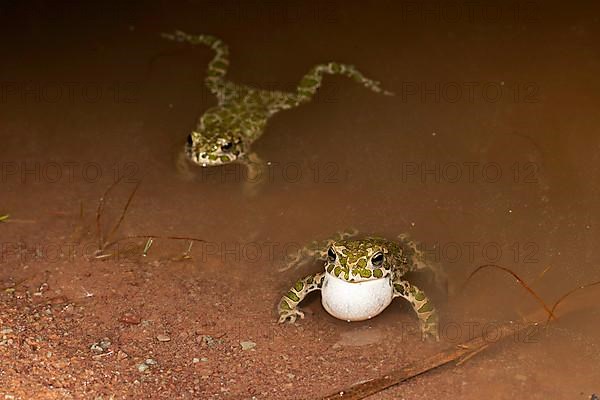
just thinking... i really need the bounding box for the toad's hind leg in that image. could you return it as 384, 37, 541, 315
161, 31, 229, 99
263, 63, 393, 114
398, 233, 448, 294
278, 272, 325, 323
393, 279, 439, 341
295, 62, 393, 106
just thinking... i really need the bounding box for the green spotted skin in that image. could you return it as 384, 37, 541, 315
278, 234, 440, 341
279, 229, 359, 272
161, 31, 392, 172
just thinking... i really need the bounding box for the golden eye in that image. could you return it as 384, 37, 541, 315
371, 252, 384, 266
221, 142, 233, 151
327, 247, 336, 262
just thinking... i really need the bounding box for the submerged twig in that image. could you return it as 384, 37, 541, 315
546, 279, 600, 324
461, 264, 556, 321
96, 234, 206, 259
95, 176, 124, 250
529, 264, 552, 287
182, 240, 194, 258
93, 180, 205, 257
101, 235, 206, 252
104, 180, 141, 248
0, 214, 9, 222
320, 319, 540, 400
455, 343, 489, 366
321, 276, 600, 400
142, 238, 154, 257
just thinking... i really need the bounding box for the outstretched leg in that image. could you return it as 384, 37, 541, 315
279, 229, 359, 272
263, 62, 393, 113
293, 62, 393, 107
278, 272, 325, 323
161, 30, 229, 98
393, 278, 439, 341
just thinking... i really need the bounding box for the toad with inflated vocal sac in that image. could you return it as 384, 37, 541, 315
161, 31, 393, 188
278, 232, 441, 340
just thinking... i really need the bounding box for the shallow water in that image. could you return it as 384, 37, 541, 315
1, 1, 599, 398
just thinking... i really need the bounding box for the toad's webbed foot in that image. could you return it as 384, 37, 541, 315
277, 273, 324, 323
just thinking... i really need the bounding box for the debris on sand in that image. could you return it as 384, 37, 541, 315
90, 337, 111, 353
137, 358, 157, 373
240, 341, 256, 351
156, 334, 171, 342
197, 335, 222, 348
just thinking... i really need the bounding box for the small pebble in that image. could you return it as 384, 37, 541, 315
137, 363, 149, 373
240, 341, 256, 351
198, 335, 220, 348
156, 334, 171, 342
90, 338, 111, 353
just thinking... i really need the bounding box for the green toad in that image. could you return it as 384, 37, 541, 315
161, 31, 392, 182
278, 232, 441, 340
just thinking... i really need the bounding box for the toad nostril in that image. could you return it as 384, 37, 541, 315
186, 134, 193, 146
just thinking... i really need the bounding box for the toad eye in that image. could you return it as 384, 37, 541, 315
327, 247, 336, 262
186, 134, 194, 146
221, 142, 233, 151
371, 252, 384, 266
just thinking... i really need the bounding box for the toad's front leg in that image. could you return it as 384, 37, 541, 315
278, 272, 324, 323
393, 278, 440, 341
